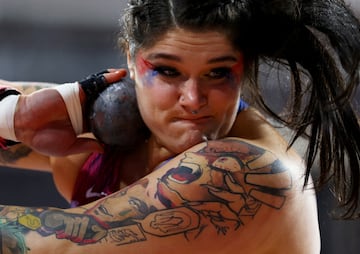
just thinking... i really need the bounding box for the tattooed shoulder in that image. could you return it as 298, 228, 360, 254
79, 138, 295, 245
0, 138, 298, 253
156, 137, 293, 213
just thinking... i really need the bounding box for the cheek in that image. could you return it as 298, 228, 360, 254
138, 70, 157, 87
209, 87, 241, 120
139, 84, 177, 107
136, 84, 178, 127
212, 81, 241, 103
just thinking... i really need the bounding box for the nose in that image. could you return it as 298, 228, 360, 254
179, 79, 206, 113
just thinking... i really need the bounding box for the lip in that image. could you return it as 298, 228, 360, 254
174, 115, 213, 125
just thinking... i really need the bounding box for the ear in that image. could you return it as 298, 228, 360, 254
127, 52, 135, 80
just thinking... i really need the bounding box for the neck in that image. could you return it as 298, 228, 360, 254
145, 135, 175, 172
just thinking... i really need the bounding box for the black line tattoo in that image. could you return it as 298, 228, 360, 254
0, 139, 293, 253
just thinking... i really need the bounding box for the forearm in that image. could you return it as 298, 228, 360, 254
0, 206, 81, 254
0, 84, 55, 172
0, 80, 57, 94
0, 198, 158, 254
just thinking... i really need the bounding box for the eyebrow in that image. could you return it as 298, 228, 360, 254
208, 56, 238, 64
146, 53, 238, 64
147, 53, 180, 61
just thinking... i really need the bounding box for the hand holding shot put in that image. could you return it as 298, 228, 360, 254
11, 69, 127, 156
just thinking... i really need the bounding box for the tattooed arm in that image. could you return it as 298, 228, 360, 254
0, 80, 57, 94
0, 138, 320, 254
0, 80, 58, 171
0, 144, 51, 172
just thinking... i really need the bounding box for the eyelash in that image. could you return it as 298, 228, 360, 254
151, 66, 233, 80
206, 67, 233, 79
152, 66, 179, 77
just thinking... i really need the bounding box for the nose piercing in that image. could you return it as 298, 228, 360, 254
191, 110, 198, 114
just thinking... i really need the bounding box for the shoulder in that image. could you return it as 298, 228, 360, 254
147, 137, 320, 253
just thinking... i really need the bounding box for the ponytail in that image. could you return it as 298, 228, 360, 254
240, 0, 360, 218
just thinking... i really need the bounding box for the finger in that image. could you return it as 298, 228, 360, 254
103, 69, 127, 83
106, 68, 127, 74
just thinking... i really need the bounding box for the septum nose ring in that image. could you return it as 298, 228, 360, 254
191, 110, 198, 114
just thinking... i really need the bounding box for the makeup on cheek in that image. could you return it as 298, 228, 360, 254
136, 56, 159, 79
230, 60, 244, 84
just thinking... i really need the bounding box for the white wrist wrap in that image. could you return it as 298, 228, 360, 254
0, 95, 20, 141
53, 82, 83, 135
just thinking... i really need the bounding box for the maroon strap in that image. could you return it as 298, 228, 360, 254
70, 146, 123, 207
0, 137, 7, 149
0, 137, 20, 149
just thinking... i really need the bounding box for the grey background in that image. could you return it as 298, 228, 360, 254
0, 1, 359, 253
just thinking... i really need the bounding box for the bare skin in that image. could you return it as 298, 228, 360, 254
0, 29, 320, 253
0, 115, 320, 253
0, 108, 320, 253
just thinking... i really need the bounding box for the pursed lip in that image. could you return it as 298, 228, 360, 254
174, 115, 213, 125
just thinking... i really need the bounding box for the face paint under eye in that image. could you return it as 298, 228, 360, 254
136, 56, 159, 86
230, 61, 244, 84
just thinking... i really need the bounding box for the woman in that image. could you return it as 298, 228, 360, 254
0, 0, 359, 253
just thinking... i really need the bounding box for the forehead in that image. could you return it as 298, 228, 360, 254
137, 28, 240, 59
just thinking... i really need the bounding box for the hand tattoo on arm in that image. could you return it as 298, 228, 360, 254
0, 139, 293, 252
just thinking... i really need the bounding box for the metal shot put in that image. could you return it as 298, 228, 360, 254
80, 72, 148, 148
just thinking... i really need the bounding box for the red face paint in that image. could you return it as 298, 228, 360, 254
231, 61, 244, 78
136, 55, 155, 77
135, 55, 158, 86
231, 60, 244, 83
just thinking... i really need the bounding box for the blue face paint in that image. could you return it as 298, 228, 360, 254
136, 56, 158, 86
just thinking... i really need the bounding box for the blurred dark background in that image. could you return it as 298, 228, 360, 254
0, 1, 359, 253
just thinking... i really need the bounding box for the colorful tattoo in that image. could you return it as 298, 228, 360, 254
0, 139, 292, 252
0, 206, 37, 254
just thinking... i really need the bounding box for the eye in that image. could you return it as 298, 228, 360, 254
153, 66, 180, 77
206, 67, 232, 79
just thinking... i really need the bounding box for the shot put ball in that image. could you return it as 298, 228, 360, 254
88, 79, 148, 148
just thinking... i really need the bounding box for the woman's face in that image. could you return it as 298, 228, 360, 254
127, 28, 244, 154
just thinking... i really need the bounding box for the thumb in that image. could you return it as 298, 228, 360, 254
104, 69, 127, 83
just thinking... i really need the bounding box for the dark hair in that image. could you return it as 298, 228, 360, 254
119, 0, 360, 218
